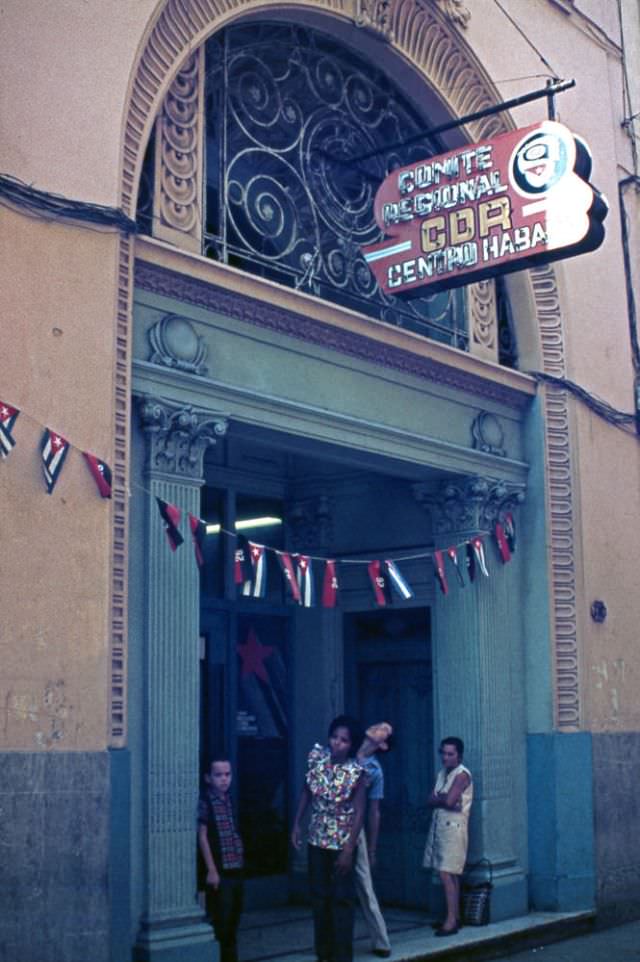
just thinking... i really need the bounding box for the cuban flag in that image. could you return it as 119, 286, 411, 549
83, 451, 112, 498
494, 522, 512, 563
40, 428, 70, 494
235, 534, 253, 590
0, 402, 19, 458
188, 513, 207, 567
276, 551, 302, 603
433, 550, 449, 595
322, 560, 339, 608
385, 559, 414, 601
368, 560, 392, 606
467, 537, 489, 580
446, 546, 466, 587
156, 497, 183, 550
247, 542, 267, 598
295, 555, 315, 607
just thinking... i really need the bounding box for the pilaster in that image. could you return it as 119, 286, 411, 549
134, 396, 228, 962
416, 475, 528, 920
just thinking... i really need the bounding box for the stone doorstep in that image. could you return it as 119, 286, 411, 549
387, 909, 595, 961
238, 908, 595, 962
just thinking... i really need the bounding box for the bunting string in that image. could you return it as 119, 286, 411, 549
1, 394, 517, 608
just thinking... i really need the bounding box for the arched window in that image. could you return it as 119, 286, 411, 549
138, 21, 518, 359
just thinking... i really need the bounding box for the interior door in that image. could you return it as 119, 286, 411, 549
345, 608, 434, 908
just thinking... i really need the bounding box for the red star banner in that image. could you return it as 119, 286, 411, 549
237, 626, 274, 684
276, 551, 302, 603
0, 401, 19, 458
446, 546, 466, 587
495, 522, 512, 563
322, 559, 339, 608
156, 497, 183, 551
188, 513, 206, 567
433, 550, 449, 595
367, 559, 392, 606
40, 428, 70, 494
83, 451, 112, 498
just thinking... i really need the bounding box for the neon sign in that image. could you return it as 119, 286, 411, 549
362, 121, 608, 296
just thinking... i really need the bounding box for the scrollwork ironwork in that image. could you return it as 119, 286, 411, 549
201, 23, 466, 348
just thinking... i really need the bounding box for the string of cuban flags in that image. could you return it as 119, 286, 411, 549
1, 398, 516, 607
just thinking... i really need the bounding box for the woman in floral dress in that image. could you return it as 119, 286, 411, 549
291, 715, 367, 962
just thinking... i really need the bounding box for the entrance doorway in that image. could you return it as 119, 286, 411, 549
197, 424, 439, 908
344, 607, 434, 908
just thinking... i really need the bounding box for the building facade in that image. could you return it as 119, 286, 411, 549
1, 2, 639, 961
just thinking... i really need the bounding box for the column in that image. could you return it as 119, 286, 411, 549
414, 475, 528, 920
135, 396, 228, 962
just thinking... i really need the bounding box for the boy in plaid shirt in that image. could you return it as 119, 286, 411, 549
198, 757, 244, 962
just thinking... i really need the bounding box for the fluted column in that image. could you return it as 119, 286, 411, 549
135, 396, 228, 962
414, 475, 528, 920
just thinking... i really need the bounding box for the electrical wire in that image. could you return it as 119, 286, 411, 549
491, 0, 560, 78
530, 371, 639, 435
0, 173, 137, 234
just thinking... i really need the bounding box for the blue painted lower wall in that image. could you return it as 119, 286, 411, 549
527, 732, 596, 912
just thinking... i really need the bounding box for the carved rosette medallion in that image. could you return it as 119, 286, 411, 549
148, 313, 208, 375
471, 411, 506, 457
138, 396, 228, 480
413, 475, 525, 536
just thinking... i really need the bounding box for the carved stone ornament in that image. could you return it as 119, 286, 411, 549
413, 475, 525, 535
148, 313, 208, 375
354, 0, 394, 40
286, 494, 334, 551
471, 411, 506, 457
138, 396, 228, 480
431, 0, 471, 29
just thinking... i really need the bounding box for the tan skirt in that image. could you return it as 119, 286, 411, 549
423, 811, 468, 875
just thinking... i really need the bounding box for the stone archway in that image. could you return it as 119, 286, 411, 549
111, 0, 579, 746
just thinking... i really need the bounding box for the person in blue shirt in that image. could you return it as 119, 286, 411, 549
355, 722, 394, 959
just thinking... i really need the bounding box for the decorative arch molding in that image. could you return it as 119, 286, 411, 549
110, 0, 578, 744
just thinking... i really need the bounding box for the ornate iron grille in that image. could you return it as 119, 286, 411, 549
203, 23, 467, 348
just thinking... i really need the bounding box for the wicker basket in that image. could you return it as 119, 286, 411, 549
460, 858, 493, 926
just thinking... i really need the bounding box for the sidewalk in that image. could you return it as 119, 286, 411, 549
238, 904, 609, 962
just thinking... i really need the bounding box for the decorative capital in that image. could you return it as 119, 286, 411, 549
148, 313, 208, 375
413, 475, 525, 535
138, 396, 228, 480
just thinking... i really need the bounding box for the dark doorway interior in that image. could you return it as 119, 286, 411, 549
344, 607, 434, 908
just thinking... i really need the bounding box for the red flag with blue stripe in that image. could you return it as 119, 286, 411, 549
276, 551, 302, 603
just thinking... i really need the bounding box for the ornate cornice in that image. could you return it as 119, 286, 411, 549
135, 260, 530, 410
138, 395, 228, 480
413, 475, 525, 535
